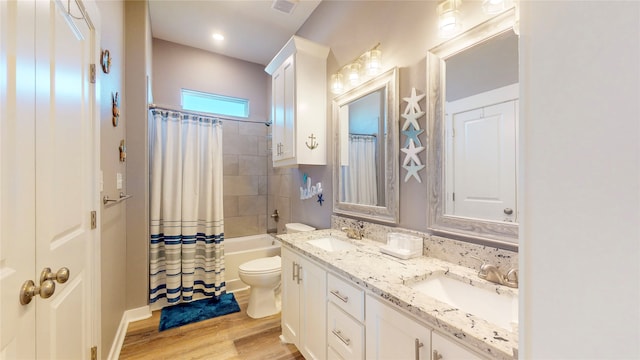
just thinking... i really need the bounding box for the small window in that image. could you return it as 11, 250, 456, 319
181, 89, 249, 118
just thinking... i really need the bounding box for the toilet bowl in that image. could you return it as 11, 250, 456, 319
239, 223, 315, 319
238, 255, 283, 319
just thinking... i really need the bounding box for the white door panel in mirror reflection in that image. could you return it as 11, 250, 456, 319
445, 96, 517, 223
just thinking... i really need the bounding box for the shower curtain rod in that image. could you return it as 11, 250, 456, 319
148, 103, 271, 126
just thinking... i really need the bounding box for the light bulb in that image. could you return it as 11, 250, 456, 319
438, 10, 462, 38
331, 73, 344, 94
437, 0, 462, 38
348, 63, 360, 85
482, 0, 508, 14
366, 49, 382, 76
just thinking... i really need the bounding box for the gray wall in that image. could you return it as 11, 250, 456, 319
96, 0, 126, 356
151, 39, 285, 238
124, 0, 152, 310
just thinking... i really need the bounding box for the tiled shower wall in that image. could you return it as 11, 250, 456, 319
267, 129, 293, 234
223, 120, 268, 237
223, 121, 292, 238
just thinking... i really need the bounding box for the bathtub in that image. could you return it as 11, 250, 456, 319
224, 234, 281, 293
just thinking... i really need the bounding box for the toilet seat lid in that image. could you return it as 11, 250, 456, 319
239, 255, 281, 273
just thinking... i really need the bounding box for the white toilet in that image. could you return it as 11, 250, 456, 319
238, 223, 315, 319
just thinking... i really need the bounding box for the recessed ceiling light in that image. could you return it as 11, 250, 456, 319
212, 33, 224, 41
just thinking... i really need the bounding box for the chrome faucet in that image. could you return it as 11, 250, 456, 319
341, 226, 364, 240
473, 257, 518, 288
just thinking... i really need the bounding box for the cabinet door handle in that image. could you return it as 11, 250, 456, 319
296, 264, 302, 284
432, 349, 443, 360
330, 290, 349, 303
332, 329, 351, 346
292, 261, 297, 282
414, 338, 424, 360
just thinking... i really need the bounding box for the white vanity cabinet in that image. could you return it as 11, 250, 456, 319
280, 247, 327, 360
281, 247, 491, 360
365, 294, 432, 360
265, 36, 330, 167
326, 273, 365, 359
366, 294, 487, 360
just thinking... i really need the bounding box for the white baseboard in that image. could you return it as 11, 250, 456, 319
107, 306, 152, 360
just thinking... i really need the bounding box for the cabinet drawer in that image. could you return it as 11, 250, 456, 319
327, 346, 344, 360
327, 273, 364, 321
327, 302, 364, 360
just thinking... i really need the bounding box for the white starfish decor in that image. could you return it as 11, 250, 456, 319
403, 88, 426, 115
403, 161, 425, 183
401, 111, 425, 131
400, 87, 427, 183
401, 139, 424, 166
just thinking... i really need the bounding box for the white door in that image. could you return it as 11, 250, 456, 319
1, 0, 97, 358
446, 85, 518, 222
0, 1, 38, 358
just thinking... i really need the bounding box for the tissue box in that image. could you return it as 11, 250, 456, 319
379, 232, 423, 259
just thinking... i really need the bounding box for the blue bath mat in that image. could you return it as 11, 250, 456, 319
159, 293, 241, 331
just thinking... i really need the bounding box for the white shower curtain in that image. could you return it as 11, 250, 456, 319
149, 108, 225, 304
342, 134, 378, 205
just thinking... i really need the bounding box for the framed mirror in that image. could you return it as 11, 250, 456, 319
427, 9, 519, 248
333, 67, 399, 224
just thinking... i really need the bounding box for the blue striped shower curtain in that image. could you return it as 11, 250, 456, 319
149, 108, 225, 304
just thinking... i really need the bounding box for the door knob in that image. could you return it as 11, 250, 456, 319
40, 267, 70, 285
20, 279, 55, 305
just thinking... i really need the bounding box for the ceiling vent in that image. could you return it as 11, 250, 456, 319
272, 0, 298, 14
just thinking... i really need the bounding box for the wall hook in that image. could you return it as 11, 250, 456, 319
305, 133, 318, 150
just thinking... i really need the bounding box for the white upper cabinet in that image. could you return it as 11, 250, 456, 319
266, 36, 330, 167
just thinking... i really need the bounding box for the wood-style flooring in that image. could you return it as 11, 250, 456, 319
119, 290, 303, 360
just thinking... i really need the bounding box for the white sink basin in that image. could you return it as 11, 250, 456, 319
306, 237, 356, 252
408, 274, 518, 331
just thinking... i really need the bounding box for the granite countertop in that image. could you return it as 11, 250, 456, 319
276, 229, 518, 360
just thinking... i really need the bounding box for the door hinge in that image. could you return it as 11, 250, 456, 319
452, 192, 455, 201
90, 211, 97, 229
90, 346, 97, 360
90, 64, 96, 84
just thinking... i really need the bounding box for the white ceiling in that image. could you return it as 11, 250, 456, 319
148, 0, 322, 66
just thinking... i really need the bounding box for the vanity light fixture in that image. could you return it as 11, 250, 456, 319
330, 43, 382, 94
438, 0, 463, 38
482, 0, 511, 14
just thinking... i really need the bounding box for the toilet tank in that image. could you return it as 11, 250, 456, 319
285, 223, 315, 233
